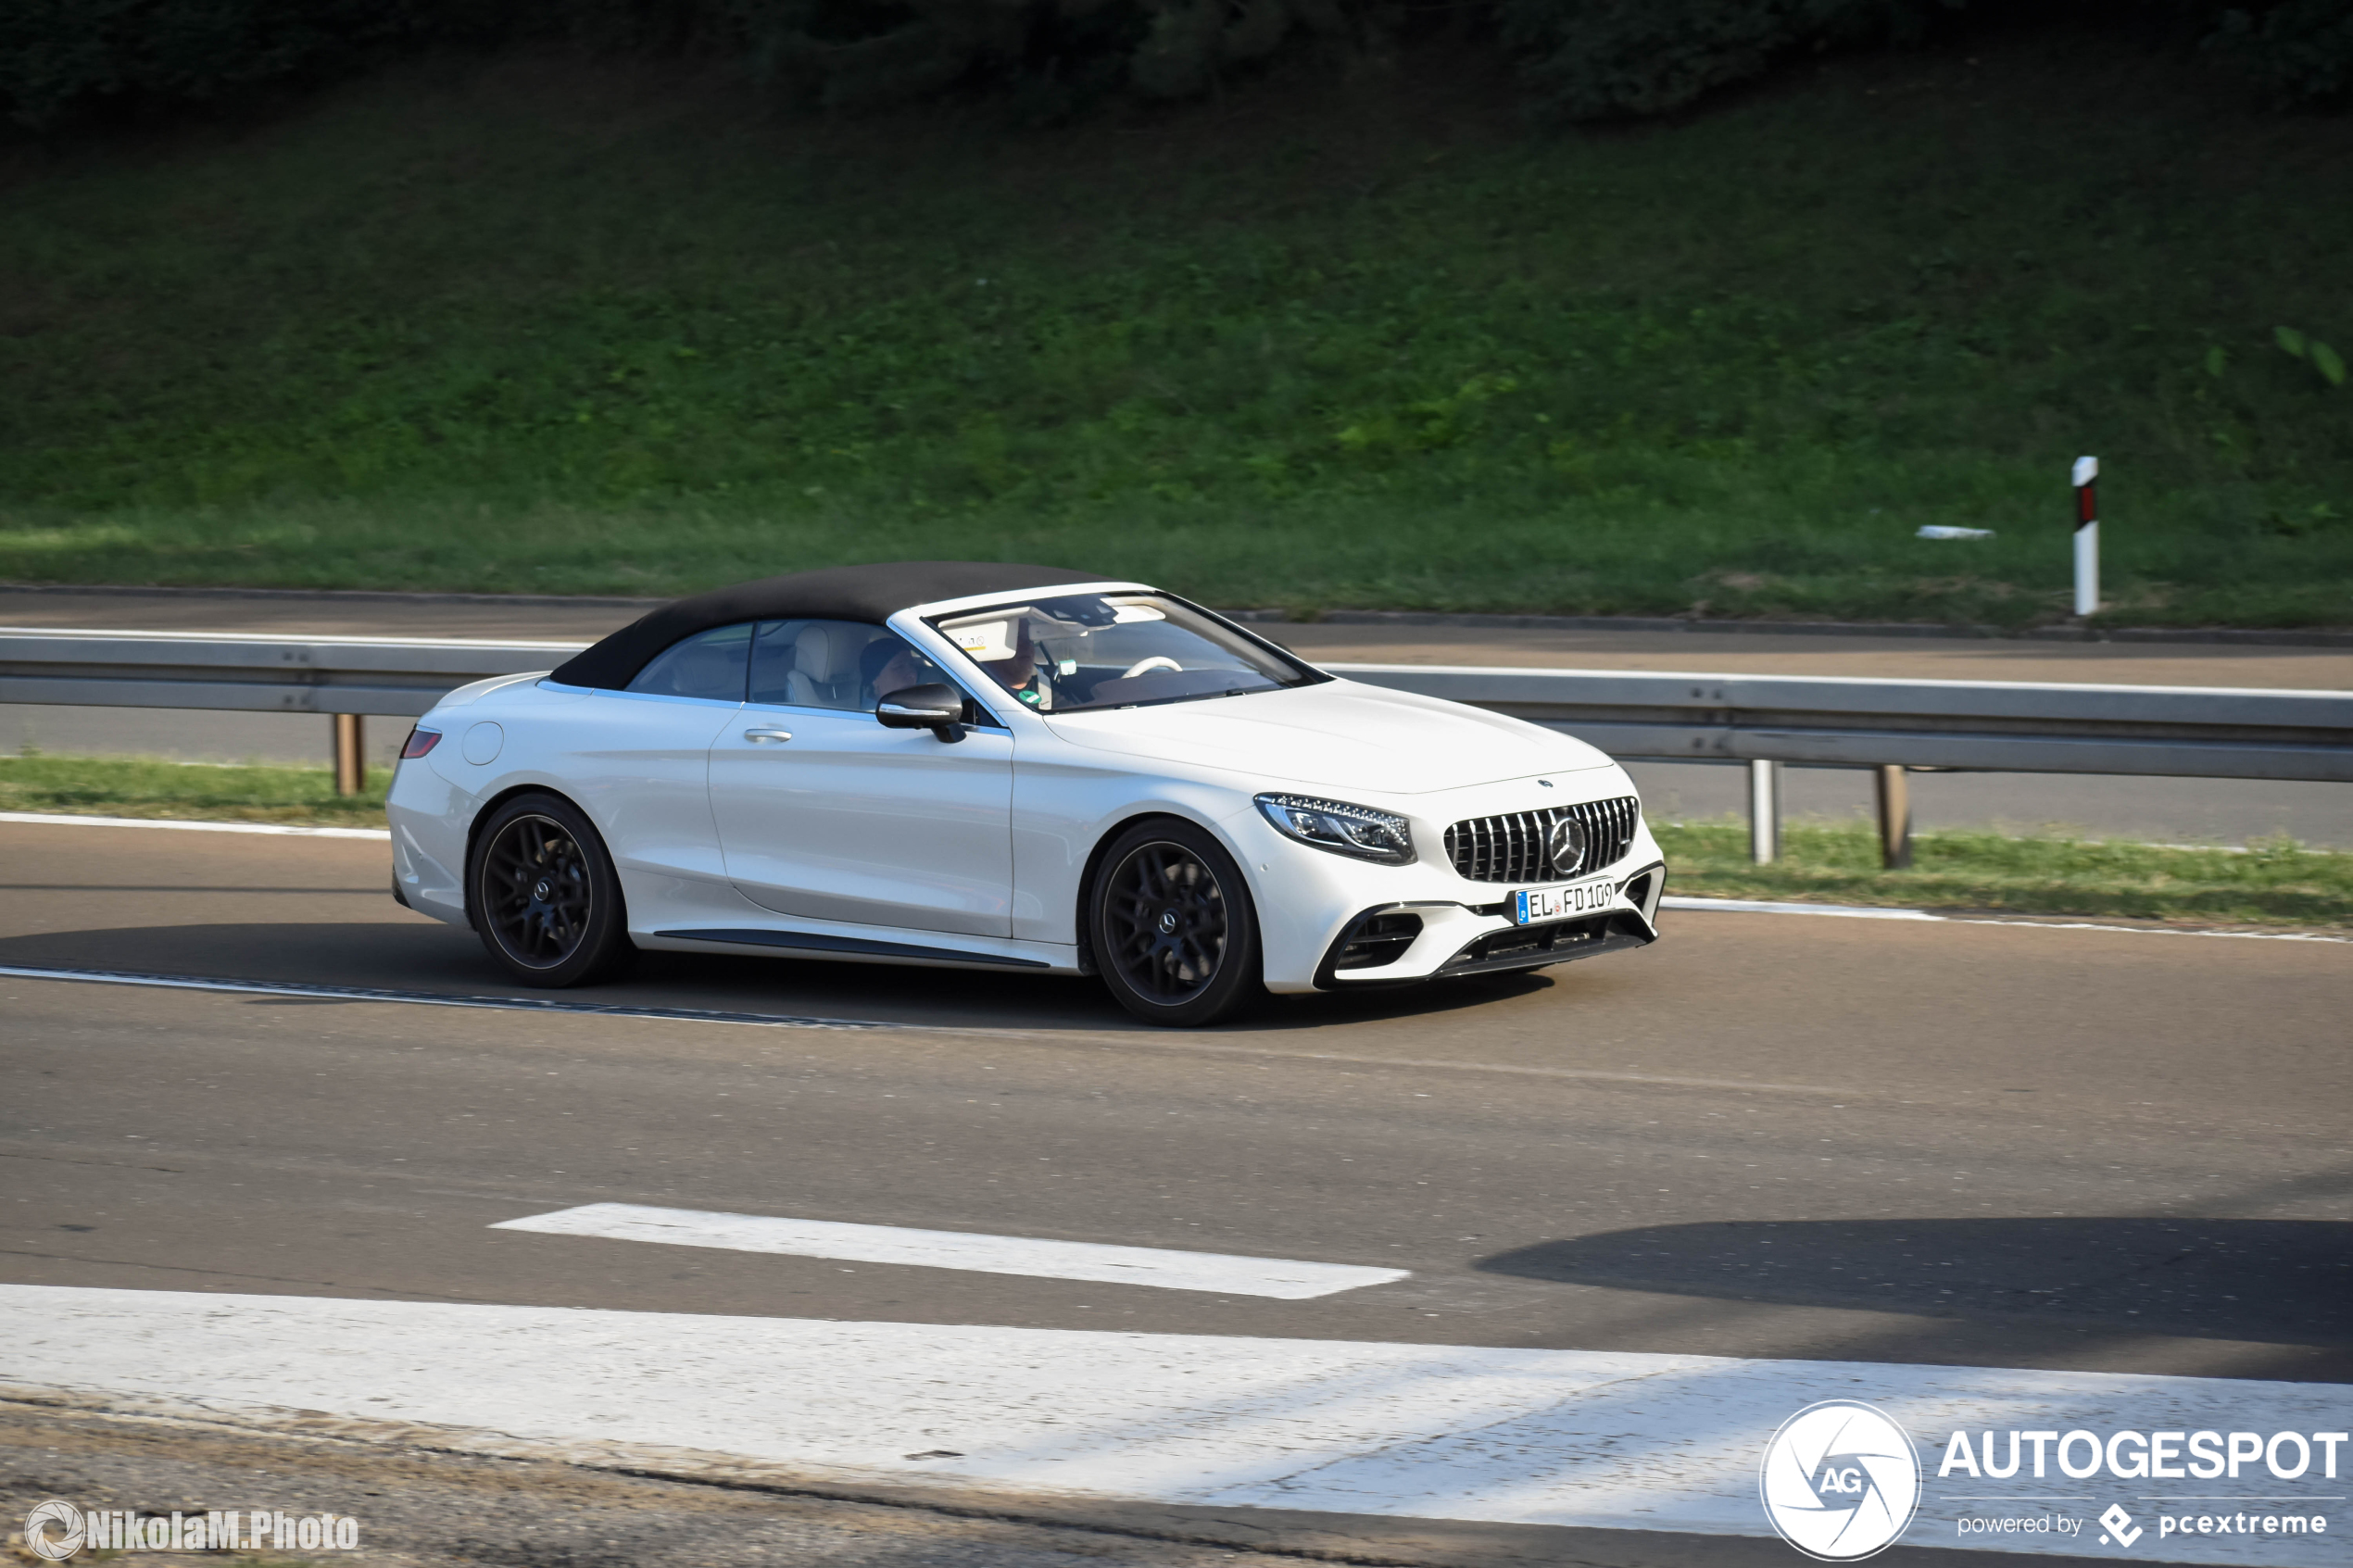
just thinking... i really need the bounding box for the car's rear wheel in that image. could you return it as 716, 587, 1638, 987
1090, 820, 1262, 1026
469, 792, 632, 987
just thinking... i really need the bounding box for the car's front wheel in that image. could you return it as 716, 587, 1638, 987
468, 792, 633, 987
1089, 820, 1262, 1026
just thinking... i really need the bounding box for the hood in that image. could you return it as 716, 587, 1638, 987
1040, 679, 1613, 795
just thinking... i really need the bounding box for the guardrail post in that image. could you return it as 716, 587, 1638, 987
1748, 759, 1780, 864
1875, 764, 1912, 870
2072, 455, 2100, 618
333, 714, 365, 797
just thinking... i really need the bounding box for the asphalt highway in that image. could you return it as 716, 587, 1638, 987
5, 818, 2347, 1385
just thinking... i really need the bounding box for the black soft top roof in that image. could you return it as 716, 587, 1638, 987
549, 560, 1123, 690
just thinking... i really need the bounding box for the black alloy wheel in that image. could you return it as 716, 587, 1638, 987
484, 814, 590, 961
469, 793, 632, 987
1090, 820, 1262, 1026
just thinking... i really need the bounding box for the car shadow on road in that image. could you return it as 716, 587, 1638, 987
0, 919, 1579, 1035
0, 919, 1119, 1028
1477, 1217, 2353, 1350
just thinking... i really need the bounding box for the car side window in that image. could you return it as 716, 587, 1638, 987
624, 622, 753, 701
749, 619, 951, 713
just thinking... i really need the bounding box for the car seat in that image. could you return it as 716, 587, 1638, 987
786, 623, 855, 709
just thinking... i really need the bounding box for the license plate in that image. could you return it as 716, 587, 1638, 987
1511, 877, 1617, 925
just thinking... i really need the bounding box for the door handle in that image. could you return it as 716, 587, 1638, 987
743, 727, 794, 744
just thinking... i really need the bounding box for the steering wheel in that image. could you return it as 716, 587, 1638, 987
1119, 656, 1184, 680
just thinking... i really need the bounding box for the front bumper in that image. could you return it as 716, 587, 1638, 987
1311, 861, 1665, 990
1221, 781, 1667, 992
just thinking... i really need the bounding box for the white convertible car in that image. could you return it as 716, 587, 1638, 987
387, 561, 1665, 1024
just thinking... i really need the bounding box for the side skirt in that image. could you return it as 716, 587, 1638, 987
650, 926, 1055, 971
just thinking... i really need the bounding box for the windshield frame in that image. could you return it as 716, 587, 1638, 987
923, 590, 1329, 716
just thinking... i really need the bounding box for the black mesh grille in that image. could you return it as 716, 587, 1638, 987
1333, 912, 1424, 971
1443, 796, 1641, 884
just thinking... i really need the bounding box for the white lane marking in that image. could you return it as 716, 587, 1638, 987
492, 1202, 1407, 1300
1, 964, 1851, 1096
0, 810, 389, 840
3, 813, 2338, 942
0, 963, 2313, 1106
4, 1286, 2344, 1564
0, 965, 908, 1034
1662, 894, 2351, 943
1662, 895, 1940, 922
1161, 1038, 1843, 1095
1942, 918, 2352, 944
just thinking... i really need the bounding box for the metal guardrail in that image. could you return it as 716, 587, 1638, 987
1324, 663, 2353, 865
1325, 664, 2353, 784
0, 629, 582, 720
4, 629, 2350, 781
4, 627, 2348, 864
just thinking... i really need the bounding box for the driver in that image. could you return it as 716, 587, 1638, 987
978, 618, 1051, 710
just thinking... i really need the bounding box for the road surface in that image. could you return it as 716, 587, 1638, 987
2, 816, 2347, 1564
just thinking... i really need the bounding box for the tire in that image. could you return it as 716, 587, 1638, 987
468, 792, 633, 987
1088, 819, 1262, 1026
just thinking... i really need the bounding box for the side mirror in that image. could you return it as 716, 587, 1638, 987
875, 683, 967, 743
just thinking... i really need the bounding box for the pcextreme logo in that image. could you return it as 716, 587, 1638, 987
1759, 1400, 1925, 1562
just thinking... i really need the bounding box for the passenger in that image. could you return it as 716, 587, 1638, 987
865, 638, 936, 706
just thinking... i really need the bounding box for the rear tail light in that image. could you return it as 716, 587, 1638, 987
399, 727, 442, 759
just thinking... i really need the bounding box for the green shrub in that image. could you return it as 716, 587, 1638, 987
1499, 0, 1836, 122
0, 0, 520, 132
1, 0, 2346, 152
0, 0, 1343, 129
2209, 0, 2353, 107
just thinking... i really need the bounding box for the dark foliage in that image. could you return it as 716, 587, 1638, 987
3, 0, 2347, 132
1496, 0, 2353, 121
1494, 0, 1931, 121
633, 0, 1361, 113
0, 0, 521, 131
2209, 0, 2353, 106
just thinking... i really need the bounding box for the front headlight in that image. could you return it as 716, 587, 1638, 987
1255, 793, 1416, 866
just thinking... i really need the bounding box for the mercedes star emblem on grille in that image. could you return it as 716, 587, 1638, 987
1546, 816, 1590, 876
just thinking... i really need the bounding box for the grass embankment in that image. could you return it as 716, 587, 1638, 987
3, 33, 2350, 625
1653, 821, 2349, 929
6, 755, 2344, 927
0, 754, 389, 827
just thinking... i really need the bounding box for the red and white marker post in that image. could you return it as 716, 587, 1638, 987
2071, 455, 2099, 618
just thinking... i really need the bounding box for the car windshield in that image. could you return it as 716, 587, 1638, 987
931, 594, 1314, 714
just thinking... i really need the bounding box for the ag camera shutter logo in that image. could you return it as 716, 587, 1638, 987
1759, 1400, 1923, 1560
